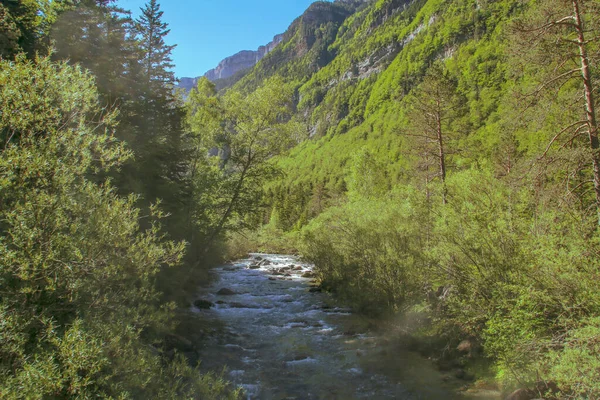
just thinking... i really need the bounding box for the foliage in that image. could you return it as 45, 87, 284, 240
0, 0, 43, 58
4, 0, 600, 395
301, 189, 430, 314
185, 76, 298, 245
0, 55, 239, 398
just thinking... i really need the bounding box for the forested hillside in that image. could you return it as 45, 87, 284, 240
186, 0, 600, 397
2, 0, 600, 397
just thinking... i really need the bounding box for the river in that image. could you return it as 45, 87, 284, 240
192, 254, 498, 400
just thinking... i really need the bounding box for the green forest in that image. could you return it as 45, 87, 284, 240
1, 0, 600, 398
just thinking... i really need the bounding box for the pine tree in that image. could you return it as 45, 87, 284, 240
127, 0, 192, 245
405, 63, 466, 204
135, 0, 176, 93
513, 0, 600, 223
0, 0, 42, 58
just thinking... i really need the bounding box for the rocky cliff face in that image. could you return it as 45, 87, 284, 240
177, 1, 371, 92
204, 50, 258, 81
177, 77, 198, 92
177, 34, 283, 91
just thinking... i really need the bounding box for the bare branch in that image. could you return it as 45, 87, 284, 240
540, 120, 588, 159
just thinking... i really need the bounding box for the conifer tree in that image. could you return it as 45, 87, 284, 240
513, 0, 600, 223
0, 0, 42, 58
51, 0, 137, 99
405, 63, 466, 204
135, 0, 176, 93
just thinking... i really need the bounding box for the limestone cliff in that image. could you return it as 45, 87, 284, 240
177, 34, 283, 91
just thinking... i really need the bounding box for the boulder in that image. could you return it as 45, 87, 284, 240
457, 339, 473, 353
454, 369, 474, 381
193, 299, 214, 309
248, 264, 261, 269
229, 302, 259, 309
288, 353, 311, 362
164, 334, 194, 352
289, 322, 308, 328
505, 389, 536, 400
302, 271, 315, 278
260, 259, 272, 266
217, 288, 237, 295
309, 287, 322, 293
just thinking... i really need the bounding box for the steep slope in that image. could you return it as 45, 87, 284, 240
242, 0, 518, 227
204, 33, 284, 81
230, 0, 368, 93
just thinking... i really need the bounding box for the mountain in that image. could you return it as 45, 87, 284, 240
205, 34, 284, 81
231, 0, 511, 188
177, 0, 371, 92
230, 0, 368, 93
176, 33, 283, 92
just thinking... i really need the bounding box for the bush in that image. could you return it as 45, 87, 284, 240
301, 188, 430, 314
0, 55, 239, 399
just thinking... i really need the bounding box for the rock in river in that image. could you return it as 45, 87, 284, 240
217, 288, 237, 295
194, 299, 214, 309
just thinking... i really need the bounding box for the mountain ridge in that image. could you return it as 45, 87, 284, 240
177, 33, 284, 92
177, 0, 371, 92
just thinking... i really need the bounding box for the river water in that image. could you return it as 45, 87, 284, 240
192, 254, 489, 400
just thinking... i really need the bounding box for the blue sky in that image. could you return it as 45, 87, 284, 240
117, 0, 320, 78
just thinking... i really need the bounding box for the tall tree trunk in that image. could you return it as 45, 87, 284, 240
436, 100, 448, 205
573, 0, 600, 224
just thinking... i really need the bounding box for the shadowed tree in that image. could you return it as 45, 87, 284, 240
129, 0, 185, 220
0, 0, 42, 58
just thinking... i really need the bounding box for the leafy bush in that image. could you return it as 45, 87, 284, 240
0, 55, 239, 399
301, 189, 430, 314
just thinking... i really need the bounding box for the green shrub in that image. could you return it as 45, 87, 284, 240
0, 55, 239, 399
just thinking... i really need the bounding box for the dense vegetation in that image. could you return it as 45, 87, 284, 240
203, 0, 600, 397
0, 0, 279, 397
3, 0, 600, 397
